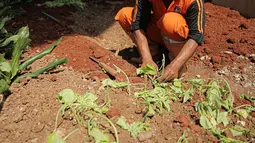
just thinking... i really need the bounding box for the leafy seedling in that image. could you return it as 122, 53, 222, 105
117, 116, 150, 137
50, 89, 119, 143
229, 125, 255, 137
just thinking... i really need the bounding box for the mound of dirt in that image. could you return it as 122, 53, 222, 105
196, 3, 255, 70
52, 35, 137, 80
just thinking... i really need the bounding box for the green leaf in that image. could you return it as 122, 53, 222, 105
0, 61, 11, 73
15, 58, 68, 82
47, 132, 65, 143
229, 128, 243, 137
136, 64, 156, 76
236, 109, 249, 119
0, 35, 19, 48
189, 78, 205, 88
19, 37, 62, 70
57, 89, 77, 104
0, 17, 12, 30
102, 79, 129, 88
116, 116, 129, 130
206, 87, 222, 108
229, 125, 255, 137
129, 122, 150, 137
90, 128, 110, 143
217, 111, 229, 126
117, 116, 150, 137
173, 79, 182, 88
10, 26, 30, 79
146, 104, 156, 117
200, 115, 214, 129
0, 79, 10, 93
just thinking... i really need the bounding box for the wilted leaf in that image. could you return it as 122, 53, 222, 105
117, 116, 129, 130
217, 111, 229, 126
173, 79, 182, 88
117, 116, 150, 137
57, 89, 77, 104
47, 132, 65, 143
229, 125, 255, 137
102, 79, 129, 88
189, 79, 205, 88
236, 109, 249, 119
136, 64, 156, 75
90, 128, 110, 143
200, 115, 215, 129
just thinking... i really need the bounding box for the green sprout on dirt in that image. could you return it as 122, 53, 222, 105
116, 116, 150, 137
48, 89, 119, 143
177, 130, 191, 143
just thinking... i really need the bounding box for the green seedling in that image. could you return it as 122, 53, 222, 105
49, 89, 119, 143
0, 26, 67, 93
117, 116, 150, 137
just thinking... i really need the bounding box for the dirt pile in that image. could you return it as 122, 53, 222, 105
52, 35, 137, 80
195, 3, 255, 70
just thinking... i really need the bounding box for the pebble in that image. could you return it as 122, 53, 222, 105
137, 132, 152, 142
237, 120, 246, 126
31, 122, 45, 133
243, 82, 252, 88
217, 67, 230, 76
224, 51, 233, 54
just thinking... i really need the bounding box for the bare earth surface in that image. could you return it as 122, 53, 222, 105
0, 1, 254, 143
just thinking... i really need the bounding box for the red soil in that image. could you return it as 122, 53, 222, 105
52, 35, 137, 80
195, 3, 255, 70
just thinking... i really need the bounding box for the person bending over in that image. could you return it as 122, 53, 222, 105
115, 0, 205, 82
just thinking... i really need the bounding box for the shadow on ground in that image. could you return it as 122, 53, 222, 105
5, 0, 135, 46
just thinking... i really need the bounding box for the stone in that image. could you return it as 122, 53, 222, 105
106, 107, 121, 118
175, 115, 190, 128
137, 132, 152, 142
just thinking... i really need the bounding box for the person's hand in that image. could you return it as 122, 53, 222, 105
159, 64, 179, 83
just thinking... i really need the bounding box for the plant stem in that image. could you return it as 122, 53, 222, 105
233, 104, 252, 110
63, 128, 79, 141
86, 112, 119, 143
54, 107, 62, 132
113, 64, 131, 96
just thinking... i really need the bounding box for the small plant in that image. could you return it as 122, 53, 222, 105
48, 89, 119, 143
0, 30, 68, 93
117, 116, 150, 137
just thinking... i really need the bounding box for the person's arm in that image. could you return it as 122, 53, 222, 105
160, 0, 205, 82
131, 0, 157, 69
